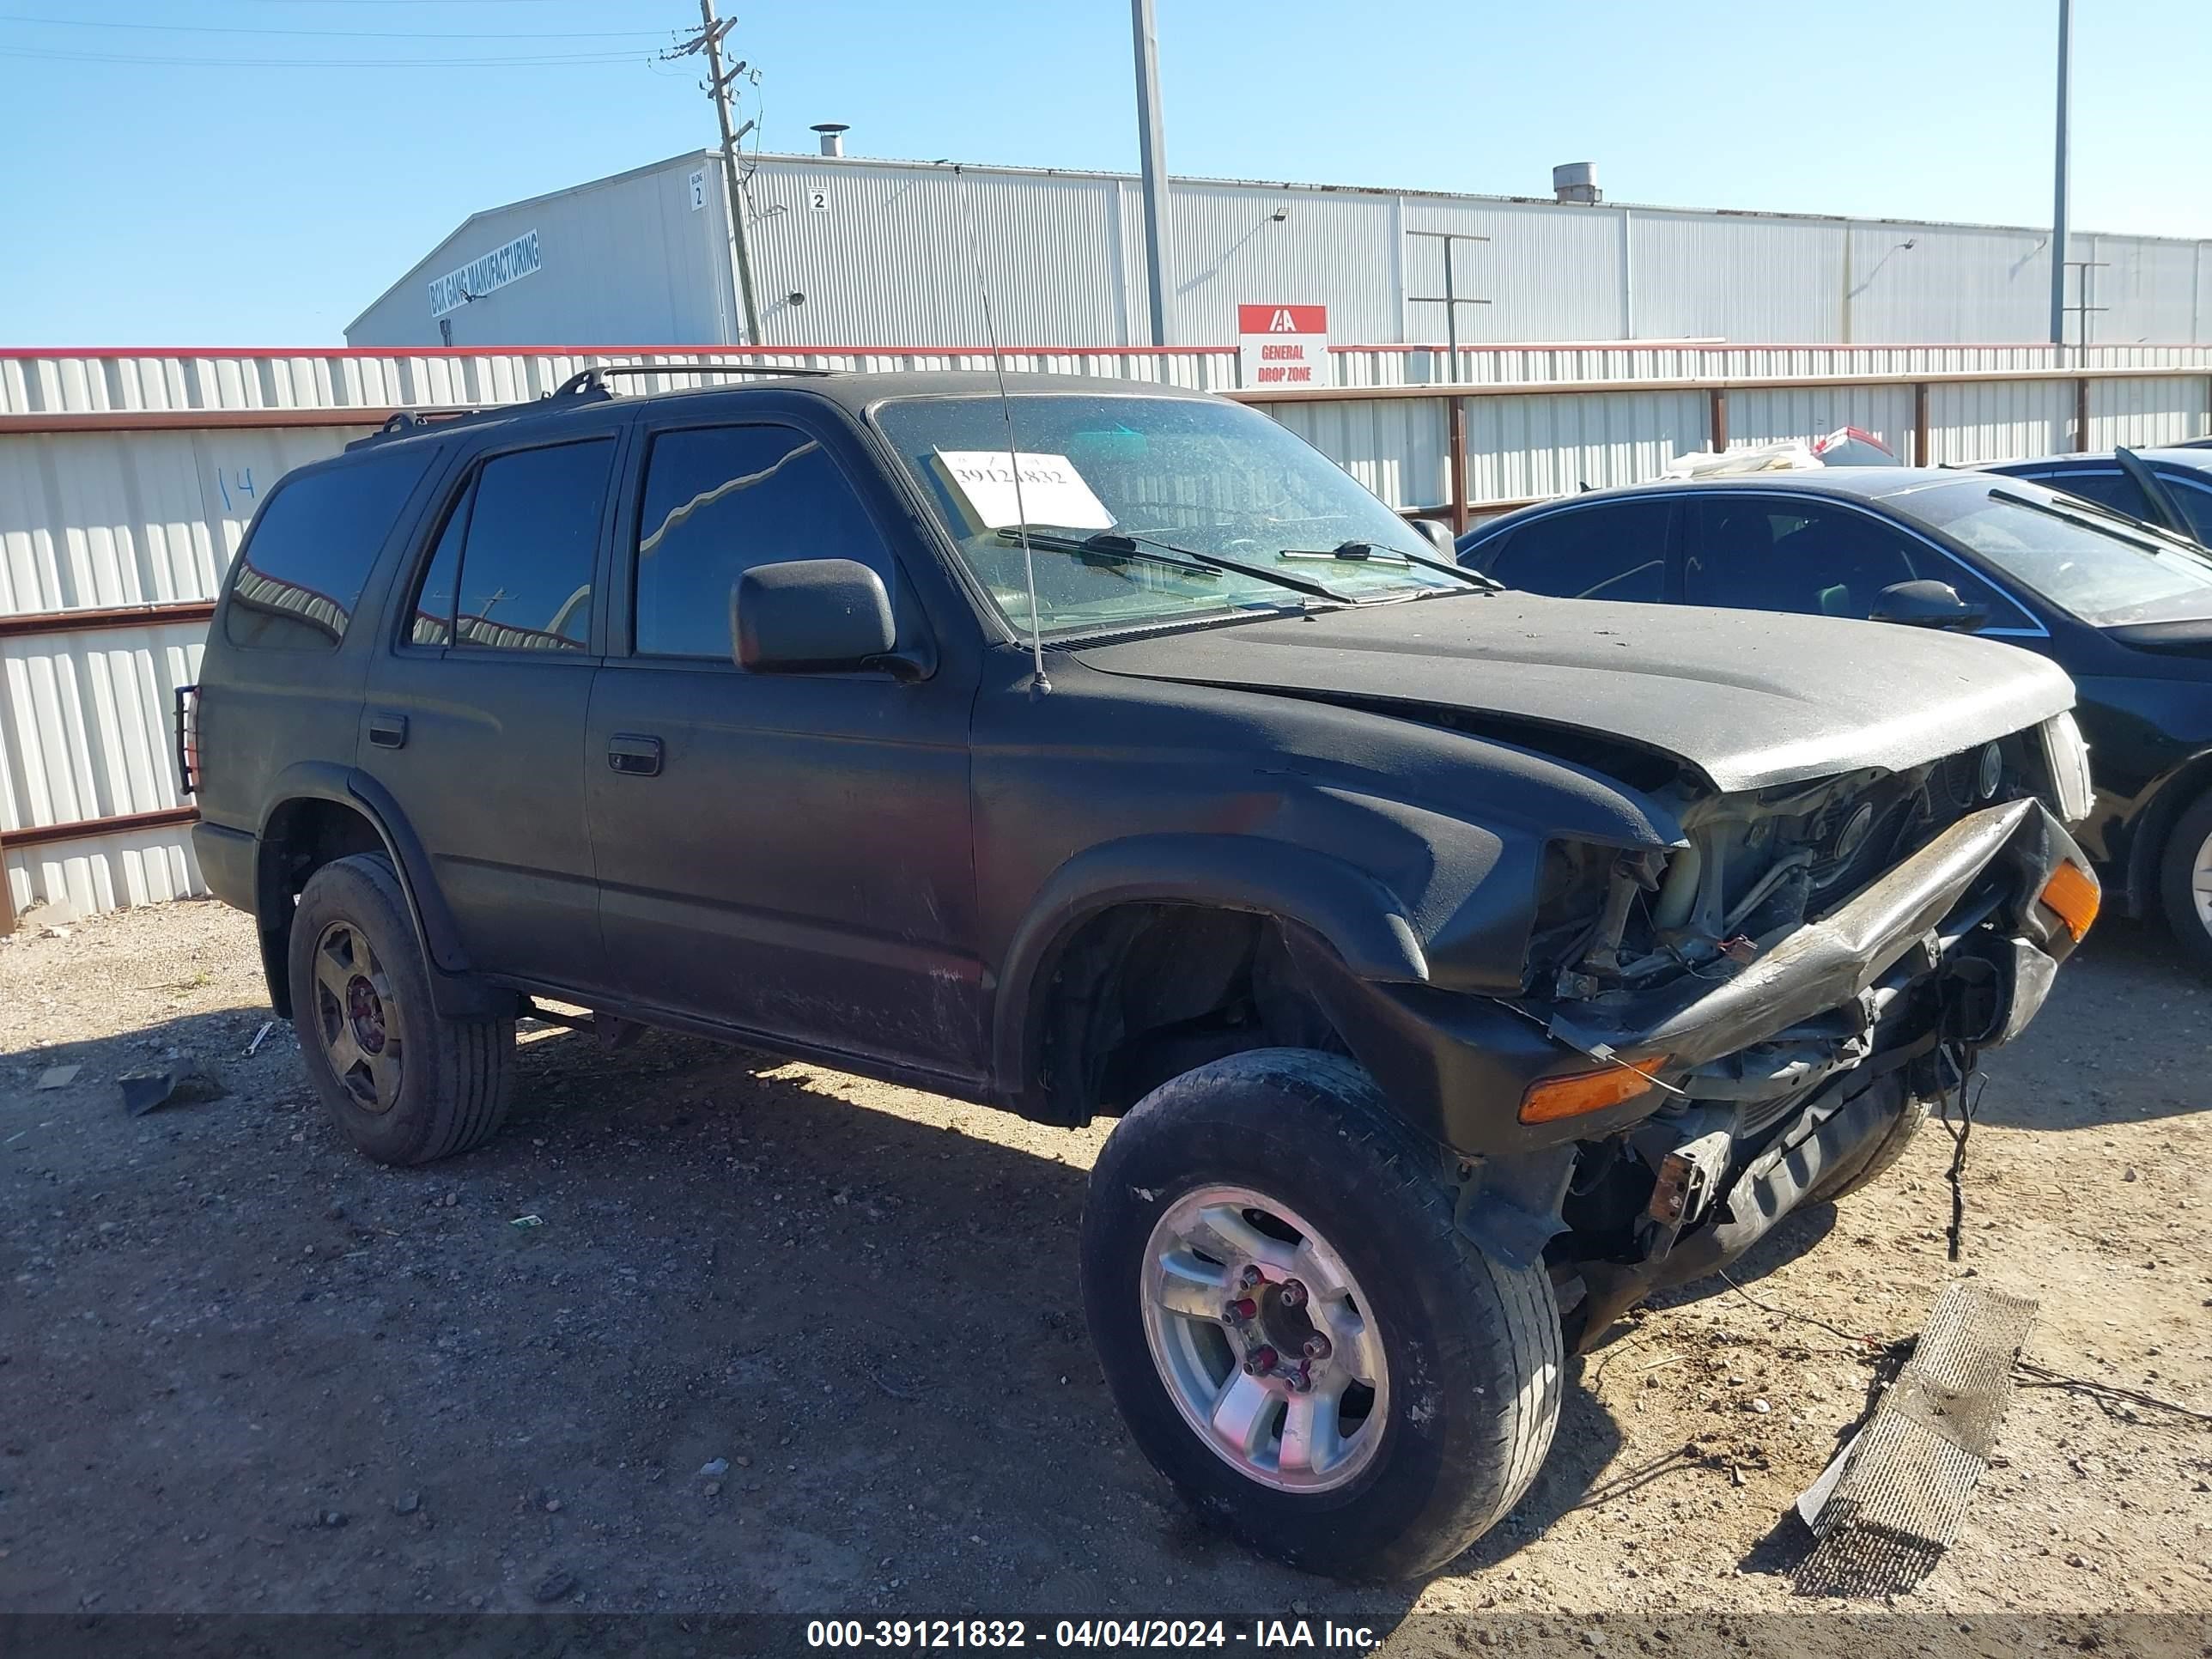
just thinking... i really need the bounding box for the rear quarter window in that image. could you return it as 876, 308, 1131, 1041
223, 450, 431, 651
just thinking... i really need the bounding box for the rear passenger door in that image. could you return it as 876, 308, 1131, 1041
358, 429, 623, 997
584, 408, 986, 1081
1474, 498, 1677, 603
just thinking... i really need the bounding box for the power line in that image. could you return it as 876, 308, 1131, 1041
0, 42, 653, 66
0, 10, 669, 38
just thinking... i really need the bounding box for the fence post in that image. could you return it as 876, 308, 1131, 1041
2075, 376, 2091, 452
1707, 386, 1729, 454
1448, 396, 1469, 536
1912, 381, 1930, 466
0, 842, 14, 937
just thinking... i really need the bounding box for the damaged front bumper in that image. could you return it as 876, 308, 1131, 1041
1300, 796, 2093, 1162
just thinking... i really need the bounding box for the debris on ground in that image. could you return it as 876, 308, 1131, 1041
1793, 1282, 2038, 1597
117, 1064, 228, 1117
33, 1064, 81, 1091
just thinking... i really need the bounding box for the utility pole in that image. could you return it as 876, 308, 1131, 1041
1129, 0, 1175, 346
2049, 0, 2072, 351
674, 0, 765, 348
1407, 229, 1492, 380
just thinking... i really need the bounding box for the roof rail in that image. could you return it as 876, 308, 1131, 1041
343, 406, 495, 451
551, 361, 838, 399
343, 359, 833, 452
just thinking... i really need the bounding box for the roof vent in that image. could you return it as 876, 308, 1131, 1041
1553, 161, 1600, 205
811, 122, 849, 159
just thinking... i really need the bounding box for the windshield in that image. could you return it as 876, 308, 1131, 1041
872, 392, 1462, 635
1907, 478, 2212, 626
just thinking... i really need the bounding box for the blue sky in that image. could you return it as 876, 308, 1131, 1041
0, 0, 2203, 347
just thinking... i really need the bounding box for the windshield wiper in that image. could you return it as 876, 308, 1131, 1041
1989, 486, 2192, 555
996, 527, 1350, 603
1278, 538, 1499, 590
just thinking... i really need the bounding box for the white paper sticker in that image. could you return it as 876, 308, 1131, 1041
933, 450, 1114, 532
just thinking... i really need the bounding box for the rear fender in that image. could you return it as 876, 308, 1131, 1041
255, 763, 511, 1020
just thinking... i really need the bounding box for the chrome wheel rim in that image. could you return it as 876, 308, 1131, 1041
2193, 829, 2212, 931
1139, 1184, 1389, 1493
312, 920, 403, 1114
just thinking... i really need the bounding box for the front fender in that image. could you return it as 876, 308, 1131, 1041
990, 832, 1428, 1110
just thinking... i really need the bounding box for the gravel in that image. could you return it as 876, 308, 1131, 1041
2, 896, 2208, 1630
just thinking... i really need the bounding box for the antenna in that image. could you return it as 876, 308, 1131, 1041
944, 161, 1050, 696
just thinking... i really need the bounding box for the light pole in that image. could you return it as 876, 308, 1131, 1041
1130, 0, 1175, 347
2049, 0, 2072, 352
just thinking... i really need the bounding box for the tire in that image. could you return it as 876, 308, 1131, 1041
2156, 788, 2212, 973
1079, 1048, 1562, 1582
288, 853, 514, 1165
1804, 1074, 1926, 1206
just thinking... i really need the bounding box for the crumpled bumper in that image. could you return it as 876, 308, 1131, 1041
1562, 794, 2087, 1075
1294, 796, 2092, 1158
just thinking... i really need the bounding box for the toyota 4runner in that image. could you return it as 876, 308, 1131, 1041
185, 368, 2099, 1580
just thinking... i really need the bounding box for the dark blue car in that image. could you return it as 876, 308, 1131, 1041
1982, 444, 2212, 549
1458, 467, 2212, 966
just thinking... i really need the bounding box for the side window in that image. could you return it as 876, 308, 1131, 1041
223, 449, 431, 651
407, 482, 471, 647
632, 423, 896, 659
449, 440, 615, 653
1481, 501, 1670, 603
1685, 499, 1923, 618
2154, 470, 2212, 545
2032, 466, 2150, 520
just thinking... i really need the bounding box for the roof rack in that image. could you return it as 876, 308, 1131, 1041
343, 405, 501, 451
346, 360, 837, 451
551, 361, 837, 399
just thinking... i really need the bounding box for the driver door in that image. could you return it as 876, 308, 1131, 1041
584, 408, 987, 1084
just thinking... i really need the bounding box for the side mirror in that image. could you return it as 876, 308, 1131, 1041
1411, 517, 1457, 556
732, 558, 897, 673
1869, 579, 1988, 632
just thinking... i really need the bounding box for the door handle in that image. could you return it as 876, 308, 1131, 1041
606, 733, 663, 776
368, 712, 408, 750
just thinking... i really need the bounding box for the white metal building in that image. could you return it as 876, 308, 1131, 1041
345, 147, 2212, 354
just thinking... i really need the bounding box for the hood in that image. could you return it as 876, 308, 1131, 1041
1072, 592, 2076, 793
2105, 615, 2212, 656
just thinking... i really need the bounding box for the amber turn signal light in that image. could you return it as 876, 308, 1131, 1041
2038, 860, 2100, 942
1519, 1054, 1673, 1125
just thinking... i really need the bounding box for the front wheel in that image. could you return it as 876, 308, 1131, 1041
2157, 788, 2212, 973
1080, 1049, 1562, 1581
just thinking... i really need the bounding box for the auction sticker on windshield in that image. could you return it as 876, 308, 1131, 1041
933, 450, 1115, 532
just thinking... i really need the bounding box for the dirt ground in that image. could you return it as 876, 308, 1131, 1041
2, 896, 2208, 1650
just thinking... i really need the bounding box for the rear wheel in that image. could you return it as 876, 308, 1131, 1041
2156, 788, 2212, 973
288, 853, 514, 1165
1080, 1049, 1562, 1581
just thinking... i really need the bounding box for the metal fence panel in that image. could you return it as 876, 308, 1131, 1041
1463, 389, 1708, 501
5, 345, 2211, 921
1729, 385, 1917, 459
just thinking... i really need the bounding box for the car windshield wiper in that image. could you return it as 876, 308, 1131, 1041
1277, 539, 1499, 591
1989, 486, 2195, 555
995, 526, 1350, 603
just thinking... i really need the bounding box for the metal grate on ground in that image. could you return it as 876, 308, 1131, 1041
1794, 1280, 2039, 1598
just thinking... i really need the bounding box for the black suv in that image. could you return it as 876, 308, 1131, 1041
190, 368, 2097, 1580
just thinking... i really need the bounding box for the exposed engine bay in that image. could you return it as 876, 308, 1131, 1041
1511, 715, 2096, 1344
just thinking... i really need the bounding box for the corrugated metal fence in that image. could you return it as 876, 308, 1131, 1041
5, 342, 2211, 925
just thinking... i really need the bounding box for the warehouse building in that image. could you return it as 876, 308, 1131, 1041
345, 143, 2212, 354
